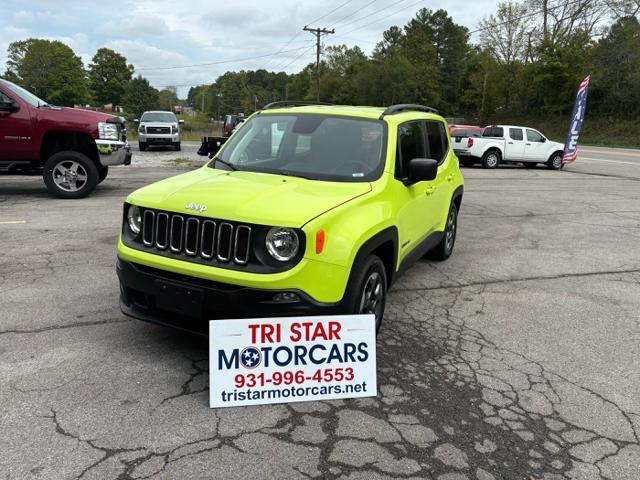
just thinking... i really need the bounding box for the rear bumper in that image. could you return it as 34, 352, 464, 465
117, 258, 341, 335
96, 140, 132, 166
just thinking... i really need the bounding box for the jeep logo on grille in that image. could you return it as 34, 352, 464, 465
185, 203, 207, 213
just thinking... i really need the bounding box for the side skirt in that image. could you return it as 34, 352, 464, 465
394, 231, 444, 282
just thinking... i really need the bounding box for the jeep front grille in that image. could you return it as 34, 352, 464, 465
140, 209, 251, 266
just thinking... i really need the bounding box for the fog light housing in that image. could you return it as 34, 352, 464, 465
273, 292, 301, 303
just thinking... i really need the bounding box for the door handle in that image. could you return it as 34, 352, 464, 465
508, 141, 514, 144
446, 174, 454, 182
526, 143, 531, 146
425, 186, 435, 196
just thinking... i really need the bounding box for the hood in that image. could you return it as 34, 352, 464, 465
36, 106, 115, 123
127, 167, 371, 227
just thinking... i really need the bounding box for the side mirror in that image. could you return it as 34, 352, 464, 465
406, 158, 438, 184
134, 119, 139, 123
541, 137, 547, 143
179, 119, 185, 124
0, 100, 19, 113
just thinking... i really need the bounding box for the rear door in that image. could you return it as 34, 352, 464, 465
423, 119, 453, 229
0, 86, 33, 161
505, 127, 526, 160
525, 129, 548, 161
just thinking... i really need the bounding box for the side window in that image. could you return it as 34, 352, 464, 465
526, 129, 544, 142
509, 128, 524, 141
0, 91, 12, 103
425, 120, 447, 165
396, 121, 425, 179
483, 127, 504, 138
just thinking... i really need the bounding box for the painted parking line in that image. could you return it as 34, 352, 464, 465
577, 157, 640, 166
0, 220, 27, 225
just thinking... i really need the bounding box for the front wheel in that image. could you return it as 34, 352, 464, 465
426, 203, 458, 261
547, 152, 563, 170
43, 151, 99, 199
139, 142, 147, 152
98, 165, 109, 184
345, 255, 387, 333
482, 150, 500, 169
174, 142, 181, 151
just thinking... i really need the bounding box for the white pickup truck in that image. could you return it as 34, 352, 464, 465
455, 125, 565, 170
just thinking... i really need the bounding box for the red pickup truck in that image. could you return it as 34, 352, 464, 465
0, 78, 131, 198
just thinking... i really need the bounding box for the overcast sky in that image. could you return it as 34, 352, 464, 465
0, 0, 500, 97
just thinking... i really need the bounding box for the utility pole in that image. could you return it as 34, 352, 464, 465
303, 26, 335, 102
543, 0, 548, 41
201, 92, 206, 112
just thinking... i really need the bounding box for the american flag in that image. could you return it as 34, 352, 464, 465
562, 75, 591, 164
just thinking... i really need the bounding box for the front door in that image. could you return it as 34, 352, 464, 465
525, 129, 548, 161
0, 87, 33, 161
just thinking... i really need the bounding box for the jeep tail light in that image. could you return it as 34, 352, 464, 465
467, 138, 474, 148
316, 230, 326, 254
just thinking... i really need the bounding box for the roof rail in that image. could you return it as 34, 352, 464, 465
261, 100, 334, 110
379, 104, 439, 119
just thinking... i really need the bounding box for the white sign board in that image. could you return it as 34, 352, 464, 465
209, 314, 377, 408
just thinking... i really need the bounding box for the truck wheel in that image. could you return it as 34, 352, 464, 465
139, 142, 147, 151
344, 255, 387, 332
43, 151, 99, 199
482, 150, 500, 169
174, 142, 181, 151
98, 165, 109, 184
426, 203, 458, 261
547, 152, 563, 170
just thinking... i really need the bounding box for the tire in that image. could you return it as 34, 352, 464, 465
43, 151, 99, 199
139, 142, 147, 151
174, 142, 181, 151
460, 158, 475, 167
547, 152, 563, 170
98, 165, 109, 184
344, 255, 387, 333
523, 162, 537, 169
426, 203, 458, 261
482, 150, 500, 169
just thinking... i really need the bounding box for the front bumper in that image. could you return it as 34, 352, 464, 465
138, 133, 180, 144
117, 258, 341, 335
96, 140, 132, 166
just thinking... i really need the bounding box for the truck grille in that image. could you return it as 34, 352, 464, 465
140, 209, 251, 266
146, 126, 171, 134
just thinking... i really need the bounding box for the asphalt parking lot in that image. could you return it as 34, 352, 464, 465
1, 143, 639, 479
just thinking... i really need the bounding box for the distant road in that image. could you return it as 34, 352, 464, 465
568, 145, 640, 179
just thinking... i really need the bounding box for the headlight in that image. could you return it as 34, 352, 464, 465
98, 122, 119, 140
138, 124, 145, 133
265, 227, 299, 261
127, 205, 142, 235
172, 125, 179, 134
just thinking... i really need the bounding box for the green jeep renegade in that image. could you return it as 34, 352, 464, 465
117, 102, 464, 334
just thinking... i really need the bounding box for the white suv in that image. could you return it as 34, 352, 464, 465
136, 111, 183, 151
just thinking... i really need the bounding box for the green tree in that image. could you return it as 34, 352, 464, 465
592, 16, 640, 115
88, 48, 134, 106
158, 86, 178, 111
122, 76, 159, 118
4, 38, 89, 106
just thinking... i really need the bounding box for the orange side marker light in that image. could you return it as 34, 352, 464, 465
316, 230, 326, 254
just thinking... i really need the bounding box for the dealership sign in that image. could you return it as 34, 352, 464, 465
209, 315, 377, 408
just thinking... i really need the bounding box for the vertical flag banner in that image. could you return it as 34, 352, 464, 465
562, 75, 591, 164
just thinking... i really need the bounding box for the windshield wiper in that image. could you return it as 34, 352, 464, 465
213, 156, 237, 171
278, 171, 315, 180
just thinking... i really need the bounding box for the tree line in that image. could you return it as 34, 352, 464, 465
3, 1, 640, 123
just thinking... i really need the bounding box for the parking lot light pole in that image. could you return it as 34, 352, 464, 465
303, 26, 335, 102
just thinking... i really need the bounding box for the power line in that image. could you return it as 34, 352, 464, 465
333, 0, 409, 30
334, 0, 426, 39
307, 0, 355, 25
328, 0, 379, 28
135, 45, 313, 71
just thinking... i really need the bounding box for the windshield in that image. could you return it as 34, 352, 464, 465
141, 112, 177, 123
0, 79, 49, 107
212, 114, 386, 182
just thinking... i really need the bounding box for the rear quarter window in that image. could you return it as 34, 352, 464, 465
483, 127, 504, 138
